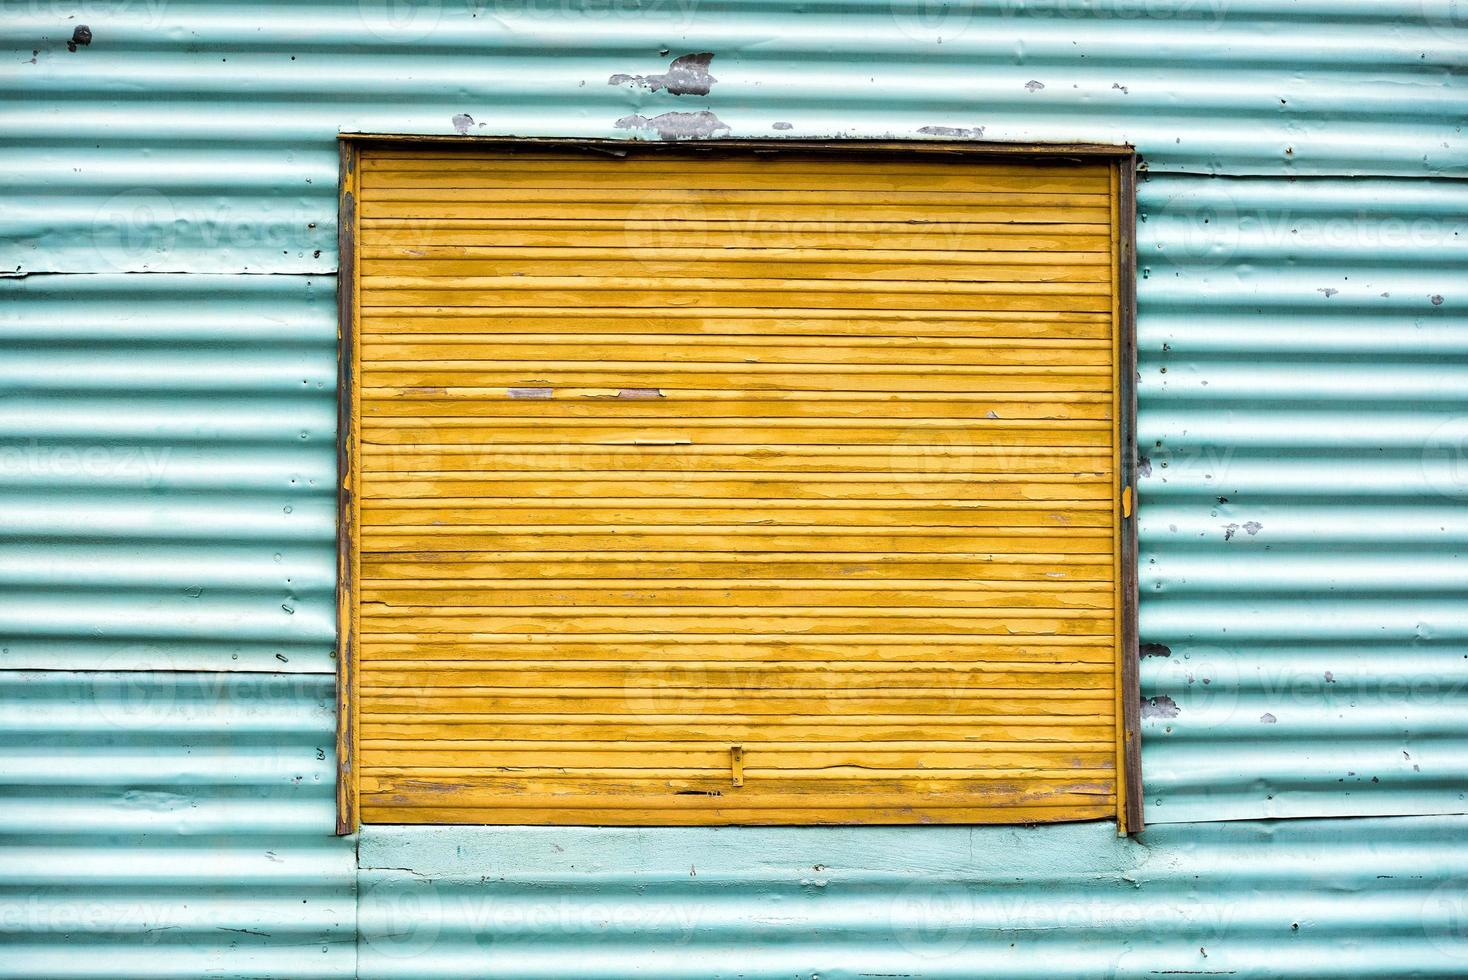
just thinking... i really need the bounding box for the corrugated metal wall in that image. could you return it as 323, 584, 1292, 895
3, 1, 1465, 976
0, 671, 354, 979
1137, 176, 1468, 823
0, 275, 338, 673
6, 0, 1465, 276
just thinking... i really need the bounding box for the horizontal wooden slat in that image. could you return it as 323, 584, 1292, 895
358, 613, 1114, 635
361, 472, 1111, 495
364, 712, 1109, 733
358, 340, 1111, 368
361, 313, 1113, 340
360, 368, 1114, 394
359, 188, 1113, 210
360, 446, 1110, 475
362, 401, 1113, 424
358, 529, 1113, 557
359, 258, 1111, 283
361, 173, 1103, 193
359, 246, 1111, 266
361, 290, 1112, 314
356, 423, 1112, 449
358, 773, 1113, 811
358, 806, 1115, 826
359, 226, 1114, 252
359, 666, 1111, 691
357, 637, 1115, 663
358, 168, 1110, 193
358, 200, 1113, 222
361, 583, 1113, 609
358, 152, 1104, 174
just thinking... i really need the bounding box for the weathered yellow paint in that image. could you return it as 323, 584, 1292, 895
351, 146, 1126, 826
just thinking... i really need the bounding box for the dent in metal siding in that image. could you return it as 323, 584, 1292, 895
356, 820, 1468, 979
1136, 175, 1468, 823
4, 0, 1466, 274
0, 275, 337, 672
0, 671, 354, 980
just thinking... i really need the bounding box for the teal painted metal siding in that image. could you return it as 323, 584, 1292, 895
2, 1, 1466, 977
1136, 176, 1468, 822
5, 0, 1464, 275
0, 275, 338, 673
0, 672, 354, 979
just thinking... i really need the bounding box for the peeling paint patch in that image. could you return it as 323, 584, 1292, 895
1242, 520, 1263, 536
1317, 287, 1339, 298
1137, 455, 1152, 477
1025, 80, 1046, 92
617, 388, 664, 399
1142, 695, 1180, 719
1140, 642, 1172, 659
1224, 523, 1240, 541
67, 25, 92, 52
1112, 82, 1130, 94
508, 387, 553, 400
918, 125, 986, 138
615, 110, 730, 141
1260, 712, 1278, 724
609, 53, 717, 96
452, 113, 475, 135
1430, 294, 1444, 306
771, 121, 793, 131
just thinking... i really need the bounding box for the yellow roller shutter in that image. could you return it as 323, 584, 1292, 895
343, 142, 1134, 827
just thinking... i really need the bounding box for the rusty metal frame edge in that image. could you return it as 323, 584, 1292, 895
338, 132, 1137, 163
1117, 154, 1144, 835
335, 139, 360, 836
333, 134, 1142, 833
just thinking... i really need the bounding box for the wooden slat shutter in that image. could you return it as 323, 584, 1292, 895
349, 144, 1127, 826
